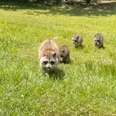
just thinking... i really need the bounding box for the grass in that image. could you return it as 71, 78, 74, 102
0, 3, 116, 116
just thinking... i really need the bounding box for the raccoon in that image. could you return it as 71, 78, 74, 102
59, 45, 70, 63
72, 34, 83, 48
39, 39, 60, 73
94, 33, 104, 48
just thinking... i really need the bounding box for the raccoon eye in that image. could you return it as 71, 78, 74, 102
60, 55, 64, 57
62, 50, 65, 53
53, 53, 56, 57
50, 61, 55, 65
97, 40, 100, 42
74, 39, 77, 42
43, 61, 48, 65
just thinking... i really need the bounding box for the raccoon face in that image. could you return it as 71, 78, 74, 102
40, 53, 59, 72
94, 38, 103, 48
60, 48, 65, 57
95, 39, 100, 46
72, 35, 79, 43
60, 51, 65, 62
94, 33, 104, 48
59, 46, 70, 63
72, 35, 82, 47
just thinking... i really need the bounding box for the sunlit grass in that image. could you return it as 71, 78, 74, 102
0, 5, 116, 115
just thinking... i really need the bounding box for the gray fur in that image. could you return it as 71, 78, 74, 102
72, 34, 83, 47
59, 45, 70, 63
94, 33, 104, 48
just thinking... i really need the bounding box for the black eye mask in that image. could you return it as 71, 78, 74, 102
96, 40, 100, 43
50, 61, 55, 65
43, 61, 48, 65
74, 39, 77, 42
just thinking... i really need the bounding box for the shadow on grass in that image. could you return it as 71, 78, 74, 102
0, 1, 116, 16
74, 45, 85, 50
43, 68, 65, 80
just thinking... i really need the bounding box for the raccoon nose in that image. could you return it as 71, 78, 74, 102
47, 67, 50, 70
46, 64, 51, 69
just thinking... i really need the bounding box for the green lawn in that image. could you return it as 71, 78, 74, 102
0, 4, 116, 116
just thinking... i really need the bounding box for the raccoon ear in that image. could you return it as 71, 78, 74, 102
62, 50, 65, 53
42, 53, 46, 57
53, 53, 56, 57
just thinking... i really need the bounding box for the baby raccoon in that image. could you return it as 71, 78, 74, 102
59, 45, 70, 63
94, 33, 104, 48
72, 34, 83, 48
39, 39, 60, 73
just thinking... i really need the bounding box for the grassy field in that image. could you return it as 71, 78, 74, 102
0, 3, 116, 116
